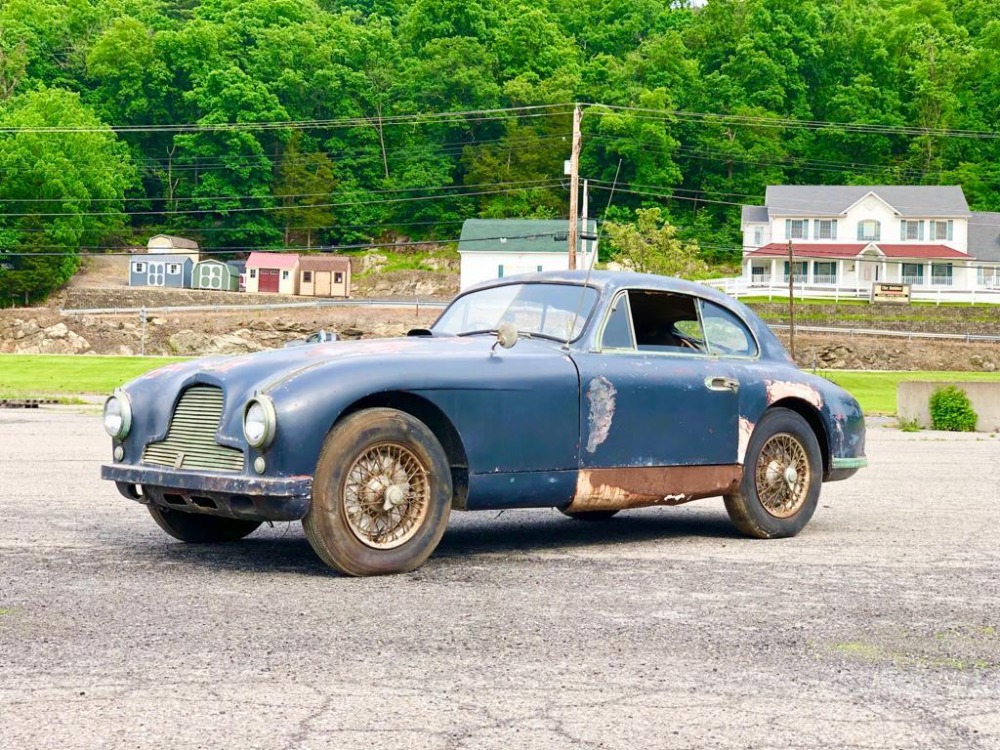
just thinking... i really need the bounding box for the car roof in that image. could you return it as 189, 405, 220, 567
464, 270, 734, 305
457, 270, 791, 362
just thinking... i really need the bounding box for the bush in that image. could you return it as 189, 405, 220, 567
929, 385, 978, 432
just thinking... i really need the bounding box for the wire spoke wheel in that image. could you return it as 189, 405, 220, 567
754, 432, 810, 519
724, 408, 822, 539
343, 442, 431, 549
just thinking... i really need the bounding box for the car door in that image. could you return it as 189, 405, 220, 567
572, 289, 740, 470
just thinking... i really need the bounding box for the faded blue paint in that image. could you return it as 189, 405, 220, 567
574, 351, 738, 468
102, 270, 867, 518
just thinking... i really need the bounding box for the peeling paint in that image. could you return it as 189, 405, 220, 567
737, 416, 755, 464
765, 380, 824, 409
585, 376, 617, 454
567, 465, 741, 512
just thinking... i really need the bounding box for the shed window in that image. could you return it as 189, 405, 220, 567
282, 270, 289, 280
334, 272, 343, 283
134, 262, 145, 273
303, 271, 312, 283
250, 269, 257, 279
168, 263, 180, 274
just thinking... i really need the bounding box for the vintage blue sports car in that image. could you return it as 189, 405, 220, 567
101, 271, 867, 576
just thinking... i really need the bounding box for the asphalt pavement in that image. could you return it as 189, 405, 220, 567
1, 409, 998, 749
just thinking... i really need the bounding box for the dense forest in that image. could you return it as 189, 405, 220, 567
2, 0, 1000, 302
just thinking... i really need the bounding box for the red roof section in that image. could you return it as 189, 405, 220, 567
875, 244, 968, 259
747, 243, 865, 258
746, 243, 968, 260
246, 252, 300, 269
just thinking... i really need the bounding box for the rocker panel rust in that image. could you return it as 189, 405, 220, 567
566, 465, 742, 512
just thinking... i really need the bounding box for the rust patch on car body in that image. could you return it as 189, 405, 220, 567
585, 376, 617, 453
566, 465, 741, 512
765, 380, 823, 409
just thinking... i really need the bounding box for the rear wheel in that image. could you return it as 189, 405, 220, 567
147, 505, 261, 543
303, 408, 452, 576
724, 408, 822, 539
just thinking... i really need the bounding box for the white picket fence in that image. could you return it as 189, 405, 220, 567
703, 278, 1000, 305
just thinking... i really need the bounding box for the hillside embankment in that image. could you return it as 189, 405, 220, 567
1, 259, 998, 370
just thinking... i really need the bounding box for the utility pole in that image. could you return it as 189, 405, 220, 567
787, 240, 796, 360
567, 104, 582, 270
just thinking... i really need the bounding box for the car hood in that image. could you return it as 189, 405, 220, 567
124, 334, 558, 404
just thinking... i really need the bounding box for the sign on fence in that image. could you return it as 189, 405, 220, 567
870, 282, 911, 305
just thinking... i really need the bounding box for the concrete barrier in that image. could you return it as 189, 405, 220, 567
897, 382, 1000, 432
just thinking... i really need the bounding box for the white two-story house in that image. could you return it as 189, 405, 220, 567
741, 186, 1000, 292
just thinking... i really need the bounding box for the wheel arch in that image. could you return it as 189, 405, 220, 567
335, 391, 470, 509
767, 397, 830, 477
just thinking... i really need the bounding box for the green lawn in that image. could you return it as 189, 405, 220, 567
819, 370, 1000, 415
2, 354, 998, 417
0, 354, 186, 398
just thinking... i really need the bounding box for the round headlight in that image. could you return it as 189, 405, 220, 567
243, 396, 276, 449
103, 391, 132, 439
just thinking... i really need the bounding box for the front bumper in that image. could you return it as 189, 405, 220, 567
101, 464, 313, 521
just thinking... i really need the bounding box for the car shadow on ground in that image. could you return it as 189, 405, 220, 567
124, 506, 742, 577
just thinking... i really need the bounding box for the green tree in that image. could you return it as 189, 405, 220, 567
274, 132, 337, 247
0, 88, 134, 304
604, 208, 709, 279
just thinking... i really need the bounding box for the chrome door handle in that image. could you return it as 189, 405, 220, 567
705, 376, 739, 393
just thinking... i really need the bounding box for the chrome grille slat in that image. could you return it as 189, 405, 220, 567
142, 385, 244, 472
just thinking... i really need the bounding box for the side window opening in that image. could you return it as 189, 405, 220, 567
629, 291, 705, 352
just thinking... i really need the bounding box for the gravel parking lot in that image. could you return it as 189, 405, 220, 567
1, 409, 998, 749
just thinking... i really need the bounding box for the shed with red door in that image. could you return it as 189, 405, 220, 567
245, 252, 300, 295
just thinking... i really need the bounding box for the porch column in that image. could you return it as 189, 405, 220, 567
925, 261, 932, 287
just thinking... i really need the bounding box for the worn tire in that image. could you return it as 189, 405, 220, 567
559, 509, 620, 521
303, 408, 452, 576
724, 407, 822, 539
147, 505, 261, 543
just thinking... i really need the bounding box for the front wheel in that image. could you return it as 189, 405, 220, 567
147, 505, 261, 543
724, 408, 822, 539
303, 408, 452, 576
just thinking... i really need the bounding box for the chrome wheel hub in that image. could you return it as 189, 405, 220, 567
755, 433, 810, 519
343, 443, 430, 549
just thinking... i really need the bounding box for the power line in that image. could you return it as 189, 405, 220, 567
587, 104, 1000, 140
0, 231, 570, 257
0, 180, 566, 218
0, 105, 573, 134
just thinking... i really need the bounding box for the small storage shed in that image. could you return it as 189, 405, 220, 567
245, 252, 300, 295
129, 254, 193, 288
147, 234, 200, 264
298, 256, 352, 298
192, 259, 242, 291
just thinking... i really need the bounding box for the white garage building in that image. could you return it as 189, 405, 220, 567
458, 219, 598, 290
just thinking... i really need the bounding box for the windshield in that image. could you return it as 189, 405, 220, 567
433, 282, 598, 341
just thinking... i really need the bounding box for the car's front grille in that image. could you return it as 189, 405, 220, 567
143, 386, 244, 472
